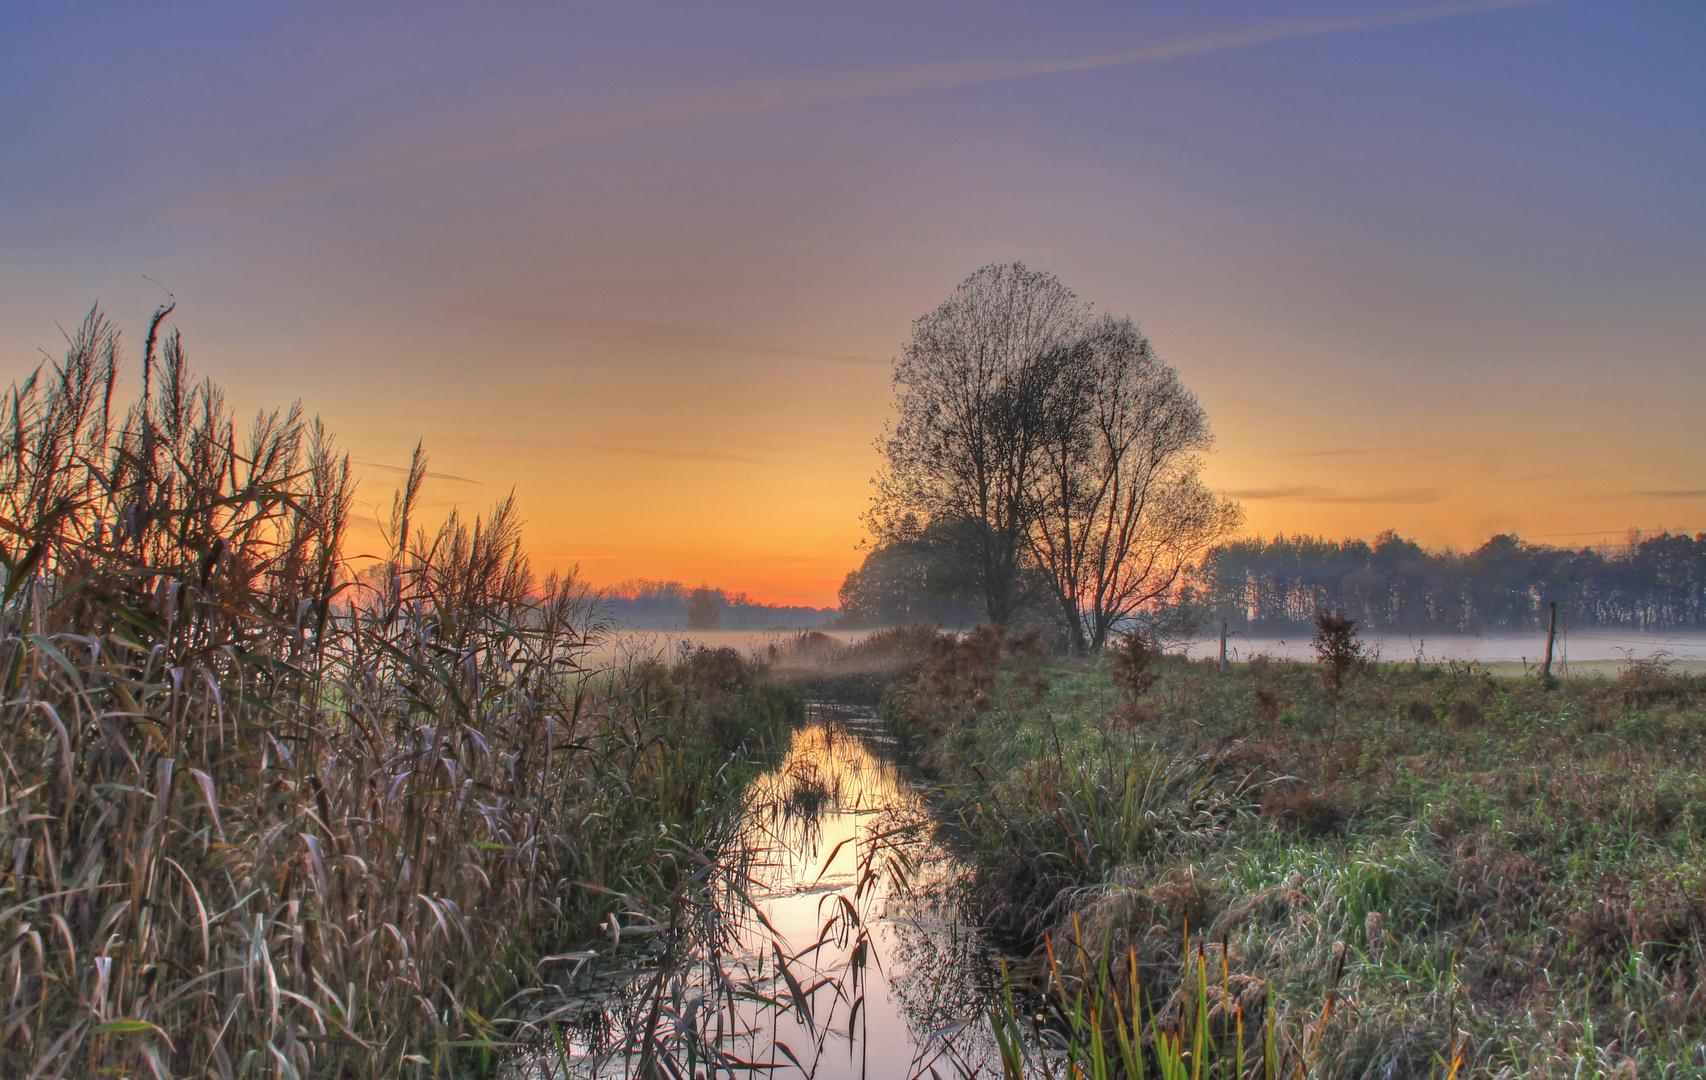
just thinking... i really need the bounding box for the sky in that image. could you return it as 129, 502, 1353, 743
2, 0, 1703, 606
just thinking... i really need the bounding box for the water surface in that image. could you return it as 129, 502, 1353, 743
524, 707, 1025, 1078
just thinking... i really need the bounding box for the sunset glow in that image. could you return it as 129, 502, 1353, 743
5, 1, 1702, 606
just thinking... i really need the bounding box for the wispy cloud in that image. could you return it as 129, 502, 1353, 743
1226, 484, 1332, 500
357, 430, 766, 465
471, 310, 879, 366
1636, 489, 1706, 499
564, 442, 762, 465
352, 459, 481, 484
1291, 447, 1369, 459
461, 434, 764, 465
1226, 484, 1442, 505
1526, 528, 1664, 539
169, 0, 1553, 219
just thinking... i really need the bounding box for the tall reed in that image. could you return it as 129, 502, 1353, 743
0, 307, 781, 1077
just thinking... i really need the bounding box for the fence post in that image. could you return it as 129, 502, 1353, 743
1541, 601, 1557, 680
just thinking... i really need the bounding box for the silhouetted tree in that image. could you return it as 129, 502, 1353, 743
872, 263, 1238, 649
1025, 314, 1240, 650
872, 263, 1084, 626
686, 585, 722, 629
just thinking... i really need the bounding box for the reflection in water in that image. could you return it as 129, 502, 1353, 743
519, 708, 1023, 1078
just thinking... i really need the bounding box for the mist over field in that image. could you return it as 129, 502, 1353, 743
597, 578, 836, 630
1189, 628, 1706, 674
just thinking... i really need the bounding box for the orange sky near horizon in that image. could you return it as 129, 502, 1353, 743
309, 269, 1704, 609
4, 2, 1704, 608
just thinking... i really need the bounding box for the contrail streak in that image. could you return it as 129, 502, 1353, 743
171, 0, 1554, 219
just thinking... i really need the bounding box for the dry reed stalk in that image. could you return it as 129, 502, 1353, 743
0, 308, 772, 1078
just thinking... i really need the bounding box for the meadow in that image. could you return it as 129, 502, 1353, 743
870, 630, 1706, 1078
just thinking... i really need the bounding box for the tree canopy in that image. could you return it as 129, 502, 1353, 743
869, 263, 1240, 649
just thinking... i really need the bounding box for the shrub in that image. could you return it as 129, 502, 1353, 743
898, 624, 1004, 734
1111, 630, 1164, 704
848, 622, 939, 665
677, 643, 757, 694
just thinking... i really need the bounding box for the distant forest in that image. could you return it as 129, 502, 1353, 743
838, 528, 1706, 636
601, 579, 836, 630
1192, 530, 1706, 633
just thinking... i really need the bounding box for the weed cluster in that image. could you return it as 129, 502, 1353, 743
764, 624, 941, 702
1111, 631, 1164, 721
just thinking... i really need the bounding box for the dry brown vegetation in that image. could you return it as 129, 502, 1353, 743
0, 308, 796, 1077
761, 624, 943, 703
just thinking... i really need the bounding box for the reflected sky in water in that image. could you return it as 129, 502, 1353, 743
532, 708, 1022, 1079
727, 715, 1007, 1078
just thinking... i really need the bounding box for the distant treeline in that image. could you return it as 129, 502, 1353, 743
602, 579, 837, 630
1192, 530, 1706, 633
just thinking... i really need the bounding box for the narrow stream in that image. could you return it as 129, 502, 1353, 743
518, 704, 1032, 1078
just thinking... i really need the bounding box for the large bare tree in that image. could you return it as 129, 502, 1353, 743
873, 264, 1240, 645
872, 264, 1085, 625
1026, 314, 1242, 650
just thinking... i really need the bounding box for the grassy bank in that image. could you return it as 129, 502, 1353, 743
881, 632, 1706, 1078
0, 309, 798, 1078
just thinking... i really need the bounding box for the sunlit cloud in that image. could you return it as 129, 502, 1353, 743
564, 442, 763, 465
1636, 489, 1706, 499
1526, 528, 1675, 539
168, 0, 1554, 219
352, 459, 482, 484
1227, 484, 1331, 500
443, 434, 765, 466
1227, 484, 1442, 505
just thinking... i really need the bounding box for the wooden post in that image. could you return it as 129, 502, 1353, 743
1541, 601, 1557, 680
1219, 618, 1228, 672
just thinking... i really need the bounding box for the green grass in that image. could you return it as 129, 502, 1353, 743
882, 641, 1706, 1078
